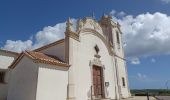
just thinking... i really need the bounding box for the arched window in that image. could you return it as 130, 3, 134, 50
94, 45, 99, 54
116, 31, 120, 44
122, 77, 126, 87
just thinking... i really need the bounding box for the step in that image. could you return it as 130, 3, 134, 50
93, 98, 113, 100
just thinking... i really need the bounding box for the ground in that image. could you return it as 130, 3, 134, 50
155, 96, 170, 100
125, 96, 170, 100
125, 96, 156, 100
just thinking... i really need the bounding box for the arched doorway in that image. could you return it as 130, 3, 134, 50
93, 65, 105, 98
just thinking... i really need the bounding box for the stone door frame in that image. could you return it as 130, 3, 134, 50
89, 58, 106, 99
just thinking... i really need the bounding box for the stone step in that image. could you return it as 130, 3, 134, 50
93, 98, 113, 100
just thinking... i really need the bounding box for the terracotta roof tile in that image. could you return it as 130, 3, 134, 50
9, 51, 69, 69
25, 51, 69, 67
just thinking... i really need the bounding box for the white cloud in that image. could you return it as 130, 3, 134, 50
117, 11, 126, 17
3, 40, 33, 52
115, 12, 170, 59
130, 57, 140, 65
137, 73, 159, 82
2, 19, 77, 52
161, 0, 170, 3
32, 22, 66, 49
137, 73, 147, 80
110, 10, 126, 18
130, 73, 160, 83
129, 73, 148, 81
110, 10, 116, 16
151, 58, 156, 63
2, 11, 170, 61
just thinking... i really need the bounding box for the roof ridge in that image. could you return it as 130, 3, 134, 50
9, 51, 70, 69
34, 39, 65, 52
24, 51, 36, 59
0, 49, 19, 55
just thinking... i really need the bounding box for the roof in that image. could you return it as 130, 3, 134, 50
0, 49, 19, 56
9, 51, 69, 69
34, 39, 65, 52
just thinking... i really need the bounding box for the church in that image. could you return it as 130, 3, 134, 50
0, 15, 131, 100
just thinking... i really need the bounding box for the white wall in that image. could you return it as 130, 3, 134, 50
116, 57, 129, 98
0, 70, 11, 100
7, 56, 38, 100
0, 51, 18, 69
0, 83, 8, 100
40, 42, 65, 61
0, 56, 15, 69
0, 51, 18, 100
112, 28, 130, 98
71, 33, 116, 100
36, 64, 68, 100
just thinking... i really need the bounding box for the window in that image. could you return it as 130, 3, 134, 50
0, 71, 5, 83
122, 77, 126, 87
116, 31, 120, 44
94, 45, 99, 54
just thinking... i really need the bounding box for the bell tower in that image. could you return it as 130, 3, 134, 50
100, 14, 131, 99
99, 14, 114, 46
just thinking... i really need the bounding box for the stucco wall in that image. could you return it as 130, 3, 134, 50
112, 28, 130, 98
0, 51, 18, 100
0, 56, 14, 69
71, 33, 117, 100
116, 57, 129, 98
40, 42, 65, 61
7, 56, 38, 100
0, 50, 18, 69
36, 64, 68, 100
0, 83, 8, 100
0, 70, 11, 100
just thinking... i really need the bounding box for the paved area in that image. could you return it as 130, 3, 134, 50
155, 96, 170, 100
124, 96, 156, 100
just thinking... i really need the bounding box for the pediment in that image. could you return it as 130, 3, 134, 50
77, 18, 103, 35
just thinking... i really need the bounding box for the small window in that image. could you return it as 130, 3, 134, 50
0, 71, 5, 83
122, 77, 126, 87
116, 32, 120, 44
94, 45, 99, 54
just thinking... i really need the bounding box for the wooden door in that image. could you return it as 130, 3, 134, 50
93, 66, 104, 98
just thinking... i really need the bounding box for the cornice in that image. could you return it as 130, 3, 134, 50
78, 28, 114, 56
65, 31, 79, 41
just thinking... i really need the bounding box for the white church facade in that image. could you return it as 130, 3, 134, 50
0, 15, 131, 100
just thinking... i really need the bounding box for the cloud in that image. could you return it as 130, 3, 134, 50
130, 73, 159, 83
110, 10, 116, 16
137, 73, 147, 80
2, 11, 170, 61
2, 19, 77, 52
129, 73, 148, 82
110, 10, 126, 18
161, 0, 170, 3
117, 11, 126, 17
151, 58, 156, 63
130, 57, 140, 65
115, 12, 170, 59
3, 40, 33, 52
32, 22, 66, 49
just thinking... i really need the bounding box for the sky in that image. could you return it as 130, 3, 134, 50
1, 0, 170, 89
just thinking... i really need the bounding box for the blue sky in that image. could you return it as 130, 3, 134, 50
1, 0, 170, 89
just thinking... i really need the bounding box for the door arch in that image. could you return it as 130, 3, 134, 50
92, 65, 105, 98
